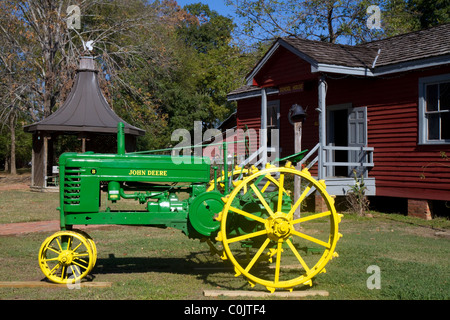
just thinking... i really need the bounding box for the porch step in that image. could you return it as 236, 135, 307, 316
259, 177, 376, 197
317, 177, 376, 196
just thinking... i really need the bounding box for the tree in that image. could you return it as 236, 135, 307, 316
226, 0, 379, 44
0, 1, 38, 174
151, 2, 256, 138
0, 0, 185, 160
226, 0, 450, 44
0, 0, 257, 165
408, 0, 450, 29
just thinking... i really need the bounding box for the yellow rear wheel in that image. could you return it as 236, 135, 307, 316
38, 230, 96, 284
216, 165, 342, 292
207, 167, 249, 192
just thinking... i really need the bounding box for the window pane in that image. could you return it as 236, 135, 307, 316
427, 113, 439, 140
426, 84, 438, 111
442, 113, 450, 140
440, 82, 450, 111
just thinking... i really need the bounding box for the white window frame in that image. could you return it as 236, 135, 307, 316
418, 73, 450, 145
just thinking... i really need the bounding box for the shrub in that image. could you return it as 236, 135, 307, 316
346, 170, 370, 216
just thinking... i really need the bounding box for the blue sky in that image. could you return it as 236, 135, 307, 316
174, 0, 236, 18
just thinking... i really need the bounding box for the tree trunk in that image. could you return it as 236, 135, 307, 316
327, 6, 336, 43
9, 113, 16, 175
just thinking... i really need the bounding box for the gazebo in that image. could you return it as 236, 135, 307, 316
24, 56, 145, 190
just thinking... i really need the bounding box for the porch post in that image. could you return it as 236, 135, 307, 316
318, 76, 327, 180
260, 88, 267, 167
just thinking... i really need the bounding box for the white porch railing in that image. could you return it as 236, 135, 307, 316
238, 145, 276, 168
293, 143, 375, 178
298, 143, 319, 169
323, 145, 374, 178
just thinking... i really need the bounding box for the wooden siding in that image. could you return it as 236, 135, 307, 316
254, 46, 316, 87
236, 97, 261, 155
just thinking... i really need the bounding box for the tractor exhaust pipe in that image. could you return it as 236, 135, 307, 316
117, 122, 125, 155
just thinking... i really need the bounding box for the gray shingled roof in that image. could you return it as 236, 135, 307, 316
227, 85, 261, 96
360, 23, 450, 67
282, 23, 450, 69
280, 23, 450, 68
282, 37, 378, 68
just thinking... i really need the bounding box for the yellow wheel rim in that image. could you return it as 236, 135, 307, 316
73, 229, 97, 269
38, 230, 95, 284
218, 166, 342, 292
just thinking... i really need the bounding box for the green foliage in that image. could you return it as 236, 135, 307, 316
145, 2, 256, 144
0, 120, 32, 170
346, 170, 370, 216
406, 0, 450, 29
178, 3, 234, 53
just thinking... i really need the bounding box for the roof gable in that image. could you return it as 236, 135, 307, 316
281, 37, 378, 68
245, 23, 450, 83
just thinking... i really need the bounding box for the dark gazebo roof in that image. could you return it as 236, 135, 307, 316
24, 56, 145, 136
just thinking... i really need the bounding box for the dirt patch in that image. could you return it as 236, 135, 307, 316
0, 173, 31, 190
0, 220, 118, 236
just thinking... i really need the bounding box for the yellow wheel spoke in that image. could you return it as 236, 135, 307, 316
72, 260, 89, 270
43, 257, 60, 262
265, 175, 287, 195
286, 239, 310, 272
73, 252, 89, 258
288, 182, 313, 219
55, 238, 63, 251
244, 238, 271, 273
291, 230, 330, 249
46, 246, 61, 255
226, 229, 267, 244
292, 211, 331, 224
67, 236, 72, 250
229, 206, 267, 224
274, 240, 283, 283
72, 242, 83, 252
277, 174, 284, 213
250, 183, 275, 217
48, 263, 61, 276
60, 265, 66, 281
260, 180, 271, 193
74, 256, 89, 266
70, 266, 80, 277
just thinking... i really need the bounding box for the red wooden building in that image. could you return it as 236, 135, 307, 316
227, 24, 450, 219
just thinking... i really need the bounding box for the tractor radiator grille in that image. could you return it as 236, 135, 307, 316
63, 167, 82, 205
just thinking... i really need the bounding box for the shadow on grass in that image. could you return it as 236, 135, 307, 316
91, 250, 244, 289
90, 250, 318, 292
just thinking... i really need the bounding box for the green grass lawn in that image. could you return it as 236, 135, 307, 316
0, 189, 449, 300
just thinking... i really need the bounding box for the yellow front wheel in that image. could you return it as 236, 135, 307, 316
216, 164, 342, 292
38, 230, 96, 284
